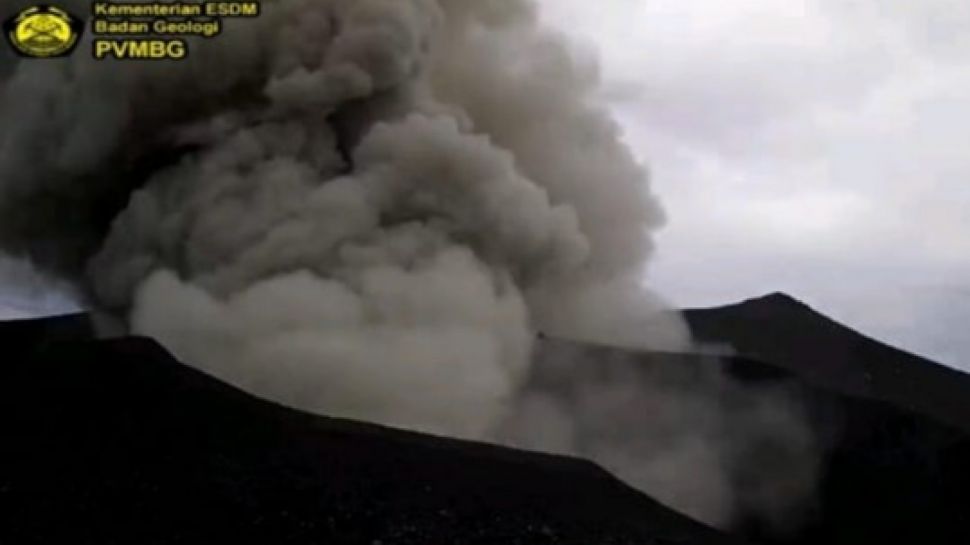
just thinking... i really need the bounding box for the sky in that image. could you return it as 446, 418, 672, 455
537, 0, 970, 369
0, 0, 967, 370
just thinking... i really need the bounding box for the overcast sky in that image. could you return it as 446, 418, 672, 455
1, 1, 967, 370
538, 0, 970, 369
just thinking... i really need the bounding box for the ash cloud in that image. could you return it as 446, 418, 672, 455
0, 0, 683, 436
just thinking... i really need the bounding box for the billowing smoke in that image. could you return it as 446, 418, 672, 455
0, 0, 815, 530
0, 0, 685, 437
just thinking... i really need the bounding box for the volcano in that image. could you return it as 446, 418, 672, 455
683, 294, 970, 543
685, 293, 970, 431
2, 293, 970, 544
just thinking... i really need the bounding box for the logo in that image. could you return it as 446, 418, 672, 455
4, 5, 83, 58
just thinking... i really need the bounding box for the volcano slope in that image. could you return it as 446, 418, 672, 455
679, 293, 970, 543
685, 292, 970, 431
3, 294, 970, 545
0, 316, 738, 545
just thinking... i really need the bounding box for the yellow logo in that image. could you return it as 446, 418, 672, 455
4, 5, 83, 58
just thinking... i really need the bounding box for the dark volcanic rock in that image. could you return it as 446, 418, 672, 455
0, 312, 93, 354
0, 326, 738, 545
6, 296, 970, 545
685, 292, 970, 432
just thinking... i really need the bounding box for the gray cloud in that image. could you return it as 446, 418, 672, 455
538, 0, 970, 369
0, 256, 78, 319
